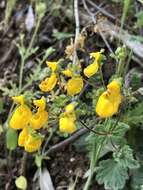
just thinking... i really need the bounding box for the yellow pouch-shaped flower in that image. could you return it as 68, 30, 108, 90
59, 116, 76, 134
67, 76, 83, 96
24, 134, 42, 153
90, 52, 101, 62
39, 73, 57, 92
65, 103, 75, 113
10, 103, 32, 130
96, 80, 122, 118
30, 97, 48, 129
62, 69, 73, 77
46, 61, 58, 72
30, 110, 48, 129
18, 127, 29, 147
33, 96, 46, 111
84, 61, 99, 78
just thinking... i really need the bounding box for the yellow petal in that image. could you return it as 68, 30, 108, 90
90, 52, 101, 62
96, 92, 115, 118
65, 103, 75, 113
9, 105, 32, 130
107, 80, 121, 94
12, 95, 25, 105
18, 127, 29, 147
33, 96, 46, 111
62, 69, 73, 77
39, 73, 57, 92
67, 77, 83, 96
24, 134, 42, 153
46, 61, 58, 72
59, 116, 76, 134
30, 110, 48, 130
96, 80, 122, 118
84, 61, 99, 78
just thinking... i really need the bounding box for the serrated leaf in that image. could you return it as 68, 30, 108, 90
6, 128, 18, 150
113, 145, 140, 169
88, 120, 129, 146
15, 176, 27, 190
96, 159, 128, 190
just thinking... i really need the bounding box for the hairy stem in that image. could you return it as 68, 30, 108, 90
83, 141, 103, 190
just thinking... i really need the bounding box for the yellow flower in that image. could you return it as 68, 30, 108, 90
65, 103, 76, 120
67, 76, 83, 96
24, 134, 42, 153
59, 103, 77, 133
84, 61, 99, 78
18, 127, 29, 147
30, 111, 48, 129
59, 116, 76, 134
33, 96, 46, 111
30, 97, 48, 129
62, 69, 73, 77
90, 52, 102, 63
65, 103, 75, 113
96, 80, 122, 118
39, 73, 57, 92
46, 61, 58, 72
9, 96, 32, 130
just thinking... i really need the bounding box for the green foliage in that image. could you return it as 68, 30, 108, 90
123, 102, 143, 127
135, 11, 143, 28
4, 0, 17, 24
113, 145, 140, 169
6, 128, 18, 150
96, 145, 139, 190
131, 165, 143, 190
96, 159, 128, 190
87, 120, 130, 146
0, 98, 4, 112
52, 30, 73, 40
35, 154, 43, 168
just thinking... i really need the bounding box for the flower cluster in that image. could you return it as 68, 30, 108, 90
39, 51, 102, 96
9, 95, 48, 152
9, 51, 123, 153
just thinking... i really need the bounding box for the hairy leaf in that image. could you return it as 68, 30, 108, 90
96, 159, 128, 190
113, 145, 140, 169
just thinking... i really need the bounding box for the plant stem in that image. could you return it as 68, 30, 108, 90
19, 57, 25, 90
99, 65, 106, 89
83, 141, 103, 190
26, 17, 41, 57
19, 17, 41, 91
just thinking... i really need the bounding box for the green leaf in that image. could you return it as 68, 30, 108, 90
35, 154, 42, 168
123, 102, 143, 127
52, 30, 73, 40
0, 124, 3, 135
0, 98, 4, 112
131, 165, 143, 190
96, 159, 128, 190
113, 145, 140, 169
136, 11, 143, 28
15, 176, 27, 190
6, 128, 18, 150
89, 120, 130, 145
